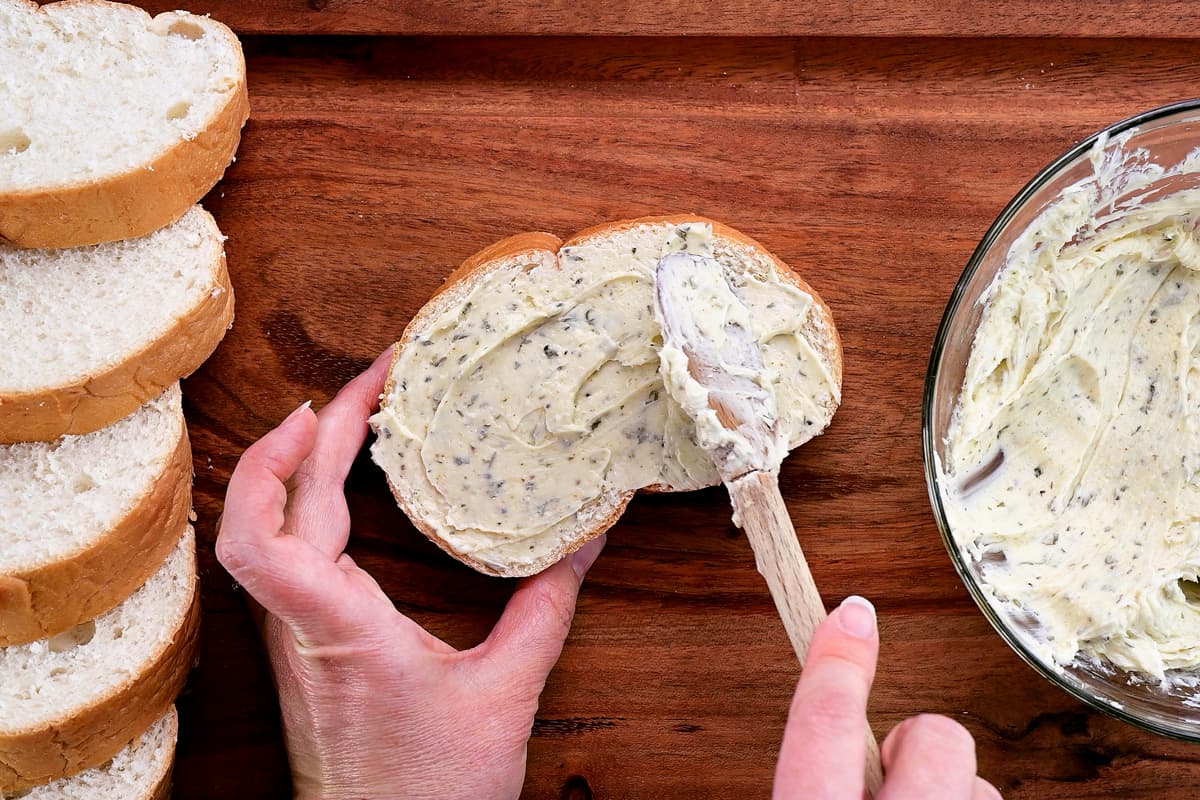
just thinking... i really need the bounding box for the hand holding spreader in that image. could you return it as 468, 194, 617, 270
653, 252, 883, 796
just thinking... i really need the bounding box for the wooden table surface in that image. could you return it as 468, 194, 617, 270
132, 3, 1200, 797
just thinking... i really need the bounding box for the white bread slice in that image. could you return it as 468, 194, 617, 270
15, 707, 177, 800
0, 205, 234, 443
0, 385, 190, 647
0, 527, 198, 794
371, 216, 843, 577
0, 0, 248, 248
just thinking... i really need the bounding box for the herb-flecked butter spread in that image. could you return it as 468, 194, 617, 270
938, 139, 1200, 682
370, 222, 839, 573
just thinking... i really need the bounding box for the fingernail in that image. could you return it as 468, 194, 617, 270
571, 534, 606, 579
836, 595, 877, 640
284, 400, 312, 422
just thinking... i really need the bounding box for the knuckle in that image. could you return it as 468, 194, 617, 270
240, 436, 297, 480
214, 538, 255, 579
258, 450, 297, 481
527, 580, 575, 634
237, 436, 274, 468
213, 537, 241, 570
797, 683, 865, 734
216, 536, 278, 584
818, 651, 871, 684
292, 454, 324, 483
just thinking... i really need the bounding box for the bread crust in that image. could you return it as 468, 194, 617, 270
0, 426, 192, 646
442, 231, 563, 296
146, 708, 178, 800
149, 763, 174, 800
0, 577, 200, 792
0, 2, 249, 249
378, 216, 842, 577
0, 216, 236, 444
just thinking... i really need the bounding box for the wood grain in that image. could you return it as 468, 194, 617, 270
171, 32, 1200, 800
132, 0, 1200, 38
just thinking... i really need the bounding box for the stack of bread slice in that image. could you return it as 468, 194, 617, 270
0, 2, 247, 797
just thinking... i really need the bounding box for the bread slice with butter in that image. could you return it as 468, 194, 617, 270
371, 216, 843, 577
0, 527, 198, 793
0, 205, 233, 443
0, 385, 190, 647
0, 0, 248, 248
16, 707, 179, 800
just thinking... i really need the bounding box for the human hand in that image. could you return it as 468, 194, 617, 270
216, 349, 605, 800
773, 596, 1001, 799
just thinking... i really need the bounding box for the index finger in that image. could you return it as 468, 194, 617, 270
306, 346, 395, 485
285, 346, 393, 555
773, 596, 879, 800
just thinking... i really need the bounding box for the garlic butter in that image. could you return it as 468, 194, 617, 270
655, 251, 789, 481
939, 136, 1200, 681
371, 221, 840, 574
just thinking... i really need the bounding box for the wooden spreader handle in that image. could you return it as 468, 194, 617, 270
728, 470, 884, 796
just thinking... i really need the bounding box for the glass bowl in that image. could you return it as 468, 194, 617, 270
922, 98, 1200, 740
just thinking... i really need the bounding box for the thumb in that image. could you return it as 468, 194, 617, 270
479, 535, 606, 685
774, 596, 879, 799
217, 404, 381, 647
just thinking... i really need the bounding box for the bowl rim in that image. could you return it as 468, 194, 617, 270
921, 96, 1200, 741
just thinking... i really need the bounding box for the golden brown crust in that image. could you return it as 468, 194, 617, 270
0, 578, 199, 792
149, 765, 174, 800
0, 235, 235, 444
379, 216, 842, 578
0, 429, 192, 646
0, 3, 249, 249
441, 231, 563, 297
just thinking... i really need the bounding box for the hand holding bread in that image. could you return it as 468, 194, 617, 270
2, 0, 1003, 793
217, 343, 996, 799
217, 349, 605, 800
